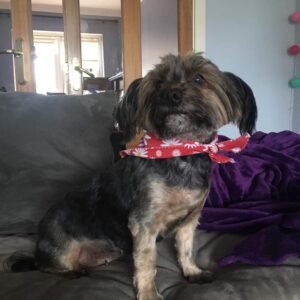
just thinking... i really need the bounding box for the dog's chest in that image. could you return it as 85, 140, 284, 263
148, 180, 208, 234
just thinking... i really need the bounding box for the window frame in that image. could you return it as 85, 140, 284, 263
33, 30, 104, 94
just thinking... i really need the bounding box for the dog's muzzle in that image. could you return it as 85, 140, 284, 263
165, 113, 189, 132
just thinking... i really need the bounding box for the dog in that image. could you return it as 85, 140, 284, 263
8, 53, 257, 300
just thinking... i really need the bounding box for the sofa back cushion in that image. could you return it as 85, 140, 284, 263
0, 91, 117, 234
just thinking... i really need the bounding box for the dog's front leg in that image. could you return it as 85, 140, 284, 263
175, 207, 213, 282
129, 223, 163, 300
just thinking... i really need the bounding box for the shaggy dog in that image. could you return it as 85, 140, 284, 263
8, 53, 257, 300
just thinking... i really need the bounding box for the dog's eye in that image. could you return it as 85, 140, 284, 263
193, 74, 205, 85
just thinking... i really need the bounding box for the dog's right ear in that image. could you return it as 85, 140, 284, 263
113, 78, 142, 143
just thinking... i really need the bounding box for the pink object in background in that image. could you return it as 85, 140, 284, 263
288, 44, 300, 55
290, 11, 300, 23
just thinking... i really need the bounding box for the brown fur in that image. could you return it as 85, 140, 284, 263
128, 179, 211, 300
59, 239, 123, 271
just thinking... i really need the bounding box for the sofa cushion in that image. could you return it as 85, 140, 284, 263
0, 91, 117, 234
1, 232, 300, 299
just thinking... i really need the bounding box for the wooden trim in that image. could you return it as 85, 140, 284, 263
63, 0, 82, 94
178, 0, 193, 54
193, 0, 206, 53
121, 0, 142, 90
10, 0, 36, 92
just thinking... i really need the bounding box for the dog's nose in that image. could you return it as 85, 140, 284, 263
168, 89, 182, 105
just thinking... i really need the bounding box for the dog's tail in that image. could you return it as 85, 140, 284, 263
4, 252, 37, 272
4, 253, 89, 279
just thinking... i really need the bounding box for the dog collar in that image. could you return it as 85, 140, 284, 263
120, 132, 250, 164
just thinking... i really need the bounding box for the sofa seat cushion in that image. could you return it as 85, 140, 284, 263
1, 231, 300, 300
0, 91, 117, 234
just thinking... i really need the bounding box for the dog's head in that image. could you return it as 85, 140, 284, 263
115, 53, 257, 143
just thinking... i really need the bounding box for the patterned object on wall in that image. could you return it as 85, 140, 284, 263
289, 11, 300, 88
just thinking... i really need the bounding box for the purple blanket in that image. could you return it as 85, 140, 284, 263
199, 131, 300, 266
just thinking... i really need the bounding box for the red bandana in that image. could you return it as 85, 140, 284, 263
120, 132, 250, 164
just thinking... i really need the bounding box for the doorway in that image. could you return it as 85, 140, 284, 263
0, 0, 193, 94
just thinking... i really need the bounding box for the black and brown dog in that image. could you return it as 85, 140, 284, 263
8, 53, 257, 300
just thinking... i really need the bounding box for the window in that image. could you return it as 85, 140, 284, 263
81, 34, 104, 78
33, 31, 104, 94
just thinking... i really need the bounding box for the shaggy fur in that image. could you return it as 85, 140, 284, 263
7, 53, 257, 300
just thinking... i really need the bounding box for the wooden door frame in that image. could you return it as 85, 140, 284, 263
63, 0, 82, 95
121, 0, 194, 90
121, 0, 142, 91
62, 0, 143, 93
193, 0, 206, 53
10, 0, 36, 92
178, 0, 193, 54
8, 0, 194, 93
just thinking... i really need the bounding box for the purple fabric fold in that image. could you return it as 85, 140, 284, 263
198, 130, 300, 266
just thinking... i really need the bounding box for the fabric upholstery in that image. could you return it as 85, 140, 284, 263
1, 232, 300, 300
1, 92, 300, 300
0, 91, 117, 234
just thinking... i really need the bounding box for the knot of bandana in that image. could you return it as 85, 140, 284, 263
120, 133, 250, 164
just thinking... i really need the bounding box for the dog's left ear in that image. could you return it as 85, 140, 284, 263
224, 72, 258, 134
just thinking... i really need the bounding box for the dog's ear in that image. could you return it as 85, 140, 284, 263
225, 72, 257, 134
113, 78, 142, 143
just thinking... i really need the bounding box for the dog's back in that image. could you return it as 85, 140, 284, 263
7, 171, 132, 274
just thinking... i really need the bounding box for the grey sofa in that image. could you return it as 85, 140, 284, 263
0, 91, 299, 300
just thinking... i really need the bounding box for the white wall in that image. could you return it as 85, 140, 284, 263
195, 0, 297, 137
141, 0, 178, 76
293, 0, 300, 133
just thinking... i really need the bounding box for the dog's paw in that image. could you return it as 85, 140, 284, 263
138, 295, 163, 300
186, 270, 214, 283
137, 291, 164, 300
